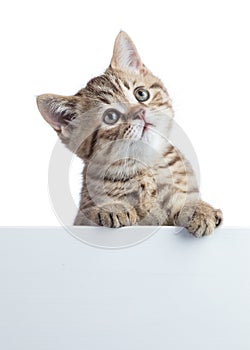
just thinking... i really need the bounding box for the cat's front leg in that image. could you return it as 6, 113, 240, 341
74, 202, 138, 227
173, 199, 223, 237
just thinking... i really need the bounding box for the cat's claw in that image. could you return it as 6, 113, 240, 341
215, 209, 223, 227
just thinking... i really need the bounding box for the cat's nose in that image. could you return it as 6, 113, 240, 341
131, 108, 146, 121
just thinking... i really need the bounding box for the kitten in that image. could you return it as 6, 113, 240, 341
37, 31, 223, 237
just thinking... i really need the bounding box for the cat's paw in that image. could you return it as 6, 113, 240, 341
177, 201, 223, 238
98, 203, 138, 228
89, 203, 138, 228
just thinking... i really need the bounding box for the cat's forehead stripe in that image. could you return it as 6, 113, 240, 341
123, 81, 130, 90
149, 83, 163, 89
87, 75, 123, 94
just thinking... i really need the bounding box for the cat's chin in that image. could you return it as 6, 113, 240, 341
85, 142, 162, 181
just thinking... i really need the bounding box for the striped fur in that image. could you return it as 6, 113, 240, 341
37, 31, 223, 237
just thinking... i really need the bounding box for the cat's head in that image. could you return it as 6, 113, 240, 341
37, 32, 174, 179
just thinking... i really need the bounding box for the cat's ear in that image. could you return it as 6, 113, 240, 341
110, 31, 146, 74
37, 94, 79, 134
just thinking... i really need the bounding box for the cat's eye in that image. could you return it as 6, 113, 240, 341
134, 87, 150, 102
103, 109, 121, 125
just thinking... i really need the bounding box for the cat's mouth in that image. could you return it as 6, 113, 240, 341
136, 110, 155, 135
142, 122, 155, 136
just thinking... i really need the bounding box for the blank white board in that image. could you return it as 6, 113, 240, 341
0, 227, 249, 350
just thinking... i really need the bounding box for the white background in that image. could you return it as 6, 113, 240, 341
0, 0, 249, 226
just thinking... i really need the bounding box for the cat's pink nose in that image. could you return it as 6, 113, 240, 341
132, 108, 146, 121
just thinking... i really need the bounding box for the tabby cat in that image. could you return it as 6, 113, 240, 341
37, 31, 222, 237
